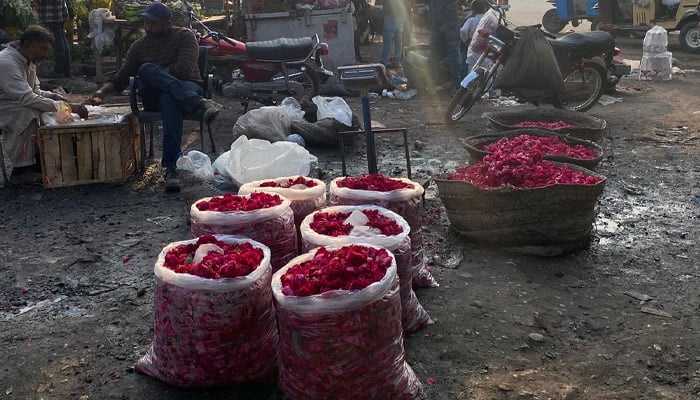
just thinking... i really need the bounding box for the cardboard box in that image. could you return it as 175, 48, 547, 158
38, 113, 142, 188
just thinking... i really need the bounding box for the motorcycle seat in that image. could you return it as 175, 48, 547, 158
550, 31, 615, 60
245, 37, 315, 62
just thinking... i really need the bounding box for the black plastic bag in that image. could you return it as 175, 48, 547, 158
494, 27, 565, 93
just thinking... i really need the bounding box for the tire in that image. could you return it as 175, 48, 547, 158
291, 63, 321, 101
542, 9, 568, 34
559, 61, 605, 112
444, 71, 486, 124
679, 21, 700, 54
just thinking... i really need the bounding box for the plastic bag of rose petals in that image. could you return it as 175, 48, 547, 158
329, 176, 438, 289
272, 245, 424, 400
238, 175, 327, 226
135, 235, 278, 387
299, 205, 432, 333
190, 195, 297, 271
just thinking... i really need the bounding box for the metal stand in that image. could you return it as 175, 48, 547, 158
337, 64, 413, 177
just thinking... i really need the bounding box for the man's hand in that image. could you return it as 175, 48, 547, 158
88, 82, 115, 105
51, 93, 69, 102
69, 103, 89, 119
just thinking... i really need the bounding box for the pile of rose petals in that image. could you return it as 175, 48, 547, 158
336, 174, 415, 191
163, 235, 264, 279
309, 209, 404, 237
513, 120, 573, 130
449, 150, 604, 189
259, 176, 318, 188
195, 192, 283, 212
482, 134, 598, 160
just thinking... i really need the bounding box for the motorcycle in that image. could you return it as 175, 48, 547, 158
444, 0, 629, 123
184, 3, 333, 109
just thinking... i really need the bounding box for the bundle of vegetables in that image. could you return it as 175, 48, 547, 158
135, 235, 278, 386
300, 205, 432, 333
272, 245, 423, 400
190, 192, 297, 271
122, 1, 149, 23
329, 174, 437, 289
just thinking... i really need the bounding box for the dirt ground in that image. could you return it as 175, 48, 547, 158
2, 32, 700, 400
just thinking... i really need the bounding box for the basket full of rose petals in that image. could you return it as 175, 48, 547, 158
300, 205, 432, 333
238, 175, 327, 226
462, 128, 605, 170
484, 108, 608, 142
329, 174, 437, 289
190, 192, 297, 271
272, 244, 423, 400
135, 235, 278, 387
435, 150, 607, 256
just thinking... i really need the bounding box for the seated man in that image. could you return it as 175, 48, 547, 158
0, 25, 87, 185
90, 2, 222, 193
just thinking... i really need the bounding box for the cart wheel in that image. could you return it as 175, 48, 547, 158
542, 9, 568, 34
679, 21, 700, 53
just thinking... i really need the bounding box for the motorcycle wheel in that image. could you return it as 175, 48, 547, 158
559, 61, 605, 112
542, 9, 568, 34
444, 72, 485, 124
289, 64, 320, 101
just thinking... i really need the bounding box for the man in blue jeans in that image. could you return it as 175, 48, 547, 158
380, 0, 408, 67
89, 2, 222, 192
429, 0, 462, 89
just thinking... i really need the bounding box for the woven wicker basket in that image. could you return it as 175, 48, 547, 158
484, 109, 608, 142
461, 128, 605, 170
435, 164, 606, 256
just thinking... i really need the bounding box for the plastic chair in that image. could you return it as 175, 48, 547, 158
128, 46, 216, 168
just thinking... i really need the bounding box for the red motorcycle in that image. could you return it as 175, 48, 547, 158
185, 3, 333, 108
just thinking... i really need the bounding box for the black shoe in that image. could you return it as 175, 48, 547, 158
164, 168, 180, 193
197, 99, 223, 124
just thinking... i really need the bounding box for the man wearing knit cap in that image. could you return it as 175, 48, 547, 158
89, 1, 222, 193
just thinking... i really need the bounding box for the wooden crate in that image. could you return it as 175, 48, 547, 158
38, 114, 142, 188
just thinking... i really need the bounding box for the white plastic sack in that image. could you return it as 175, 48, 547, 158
643, 25, 668, 54
210, 151, 237, 190
232, 98, 305, 142
135, 235, 278, 386
176, 150, 214, 181
87, 8, 116, 52
272, 244, 423, 399
312, 96, 353, 127
225, 136, 311, 186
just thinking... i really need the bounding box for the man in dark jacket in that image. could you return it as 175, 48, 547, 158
90, 2, 222, 192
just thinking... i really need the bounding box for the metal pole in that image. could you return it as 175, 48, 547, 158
360, 87, 378, 174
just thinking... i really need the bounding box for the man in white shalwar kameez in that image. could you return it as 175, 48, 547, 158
0, 25, 84, 184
